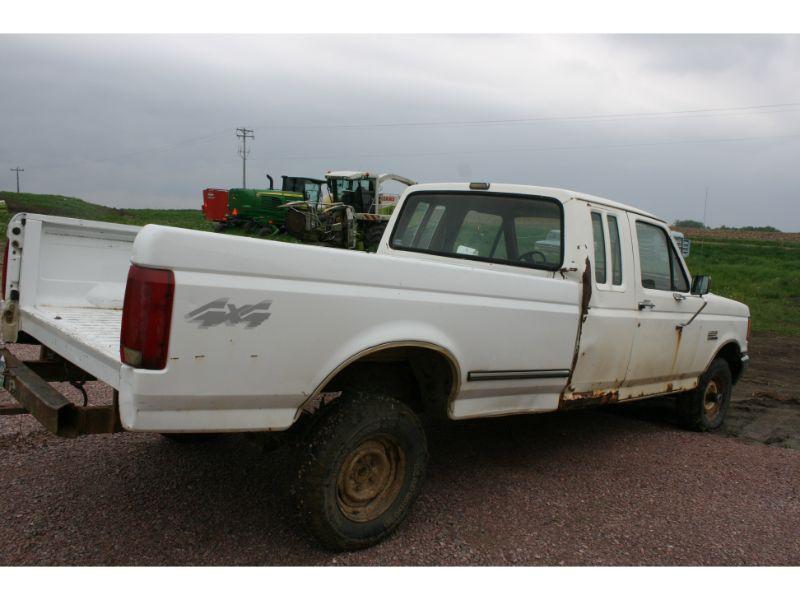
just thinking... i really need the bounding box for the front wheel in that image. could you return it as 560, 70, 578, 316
677, 358, 732, 431
364, 222, 387, 251
257, 226, 275, 237
292, 392, 428, 551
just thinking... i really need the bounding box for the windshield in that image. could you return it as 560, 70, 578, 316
302, 182, 323, 205
329, 177, 374, 202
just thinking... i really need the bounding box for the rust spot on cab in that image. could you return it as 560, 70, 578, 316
559, 257, 593, 409
561, 388, 620, 410
670, 326, 683, 372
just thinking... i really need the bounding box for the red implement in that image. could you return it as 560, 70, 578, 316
202, 188, 229, 223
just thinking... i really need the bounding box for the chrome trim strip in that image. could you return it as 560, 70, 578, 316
467, 369, 571, 382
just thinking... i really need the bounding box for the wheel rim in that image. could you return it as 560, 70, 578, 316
703, 377, 725, 421
336, 435, 406, 523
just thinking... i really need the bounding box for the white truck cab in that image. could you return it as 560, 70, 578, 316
0, 182, 749, 551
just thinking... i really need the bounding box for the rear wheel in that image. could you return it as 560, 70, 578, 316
677, 358, 732, 431
292, 391, 428, 551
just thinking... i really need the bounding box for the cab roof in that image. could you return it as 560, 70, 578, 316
405, 182, 665, 224
326, 171, 416, 186
282, 176, 326, 184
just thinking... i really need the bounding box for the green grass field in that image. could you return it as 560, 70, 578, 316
0, 191, 214, 236
1, 191, 797, 335
686, 237, 800, 336
0, 191, 297, 245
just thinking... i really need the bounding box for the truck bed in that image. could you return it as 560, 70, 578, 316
4, 208, 583, 435
4, 214, 139, 388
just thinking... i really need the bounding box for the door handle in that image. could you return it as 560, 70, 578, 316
673, 292, 686, 301
638, 299, 655, 310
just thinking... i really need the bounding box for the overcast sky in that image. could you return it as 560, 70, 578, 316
1, 34, 799, 229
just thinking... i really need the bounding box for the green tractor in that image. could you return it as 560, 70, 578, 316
225, 175, 327, 236
281, 176, 327, 205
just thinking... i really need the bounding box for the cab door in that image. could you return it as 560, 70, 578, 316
564, 204, 637, 402
621, 215, 703, 398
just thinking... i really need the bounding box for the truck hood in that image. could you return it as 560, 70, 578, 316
704, 293, 749, 318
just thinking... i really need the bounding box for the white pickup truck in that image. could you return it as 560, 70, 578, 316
0, 182, 749, 550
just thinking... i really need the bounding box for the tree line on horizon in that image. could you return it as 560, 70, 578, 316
672, 219, 781, 233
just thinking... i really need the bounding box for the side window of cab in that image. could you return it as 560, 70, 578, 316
589, 210, 624, 288
635, 221, 689, 292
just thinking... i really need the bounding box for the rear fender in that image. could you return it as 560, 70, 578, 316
295, 325, 462, 421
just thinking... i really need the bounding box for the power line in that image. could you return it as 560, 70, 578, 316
30, 128, 232, 171
236, 127, 254, 188
101, 129, 232, 162
265, 131, 800, 162
251, 102, 800, 131
19, 100, 800, 172
10, 166, 24, 193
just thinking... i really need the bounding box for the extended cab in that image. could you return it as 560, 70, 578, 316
0, 183, 750, 550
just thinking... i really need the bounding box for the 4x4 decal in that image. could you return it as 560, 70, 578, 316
185, 299, 272, 329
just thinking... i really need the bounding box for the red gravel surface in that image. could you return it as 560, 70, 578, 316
1, 338, 799, 565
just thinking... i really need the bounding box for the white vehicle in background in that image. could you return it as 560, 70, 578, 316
671, 230, 692, 257
0, 182, 749, 550
533, 228, 562, 262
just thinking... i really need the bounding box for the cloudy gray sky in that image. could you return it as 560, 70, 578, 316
1, 34, 799, 229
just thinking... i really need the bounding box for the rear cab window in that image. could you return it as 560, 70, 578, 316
590, 213, 607, 284
607, 215, 623, 285
589, 209, 624, 289
390, 192, 564, 271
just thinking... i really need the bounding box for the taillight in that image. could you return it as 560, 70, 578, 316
746, 317, 751, 343
1, 240, 9, 300
120, 265, 175, 370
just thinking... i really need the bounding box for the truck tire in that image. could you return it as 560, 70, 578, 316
676, 357, 732, 431
364, 223, 386, 251
293, 391, 428, 551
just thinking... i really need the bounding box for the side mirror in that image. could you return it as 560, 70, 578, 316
691, 274, 711, 296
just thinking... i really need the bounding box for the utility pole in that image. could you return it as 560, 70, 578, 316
235, 128, 254, 188
10, 167, 24, 193
699, 187, 710, 266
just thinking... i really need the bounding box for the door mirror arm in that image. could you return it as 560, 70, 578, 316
677, 298, 708, 330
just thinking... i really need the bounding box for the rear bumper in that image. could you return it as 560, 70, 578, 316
0, 348, 121, 438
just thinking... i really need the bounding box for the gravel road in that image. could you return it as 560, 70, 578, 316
1, 336, 799, 566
